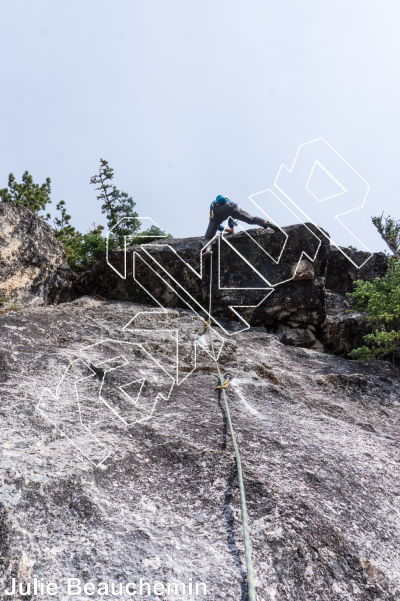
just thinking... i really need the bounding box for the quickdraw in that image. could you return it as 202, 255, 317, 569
215, 378, 230, 390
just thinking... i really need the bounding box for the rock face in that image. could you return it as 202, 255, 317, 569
326, 246, 388, 294
322, 291, 369, 355
0, 296, 399, 600
70, 223, 330, 350
66, 225, 388, 354
0, 202, 70, 307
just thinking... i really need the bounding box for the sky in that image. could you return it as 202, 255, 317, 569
1, 0, 399, 254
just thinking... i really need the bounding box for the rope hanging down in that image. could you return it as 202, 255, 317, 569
207, 256, 256, 601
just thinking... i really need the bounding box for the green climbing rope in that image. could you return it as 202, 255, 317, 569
207, 255, 256, 601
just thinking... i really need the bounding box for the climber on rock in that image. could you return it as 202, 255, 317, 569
202, 195, 278, 259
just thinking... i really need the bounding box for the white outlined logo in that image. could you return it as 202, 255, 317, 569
251, 138, 372, 268
37, 310, 224, 466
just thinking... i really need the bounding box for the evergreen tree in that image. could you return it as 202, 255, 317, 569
53, 200, 84, 270
0, 171, 51, 215
372, 212, 400, 258
90, 159, 141, 247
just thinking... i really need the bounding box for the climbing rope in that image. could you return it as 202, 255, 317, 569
207, 256, 256, 601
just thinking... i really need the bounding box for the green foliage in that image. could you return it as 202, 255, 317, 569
90, 159, 141, 247
53, 200, 85, 270
53, 200, 71, 231
2, 161, 172, 272
78, 226, 118, 270
347, 245, 358, 252
52, 160, 171, 270
372, 212, 400, 258
347, 257, 400, 360
53, 201, 118, 271
131, 224, 170, 245
348, 213, 400, 360
0, 171, 51, 214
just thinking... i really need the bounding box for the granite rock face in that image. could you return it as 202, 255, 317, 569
326, 246, 388, 294
0, 203, 70, 307
276, 323, 322, 349
69, 223, 330, 349
66, 225, 389, 354
0, 296, 399, 600
321, 291, 369, 355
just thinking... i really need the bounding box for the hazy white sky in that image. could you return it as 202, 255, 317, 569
1, 1, 399, 252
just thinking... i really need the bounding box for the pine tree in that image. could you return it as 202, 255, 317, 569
52, 200, 84, 270
90, 159, 141, 247
0, 171, 51, 214
372, 213, 400, 258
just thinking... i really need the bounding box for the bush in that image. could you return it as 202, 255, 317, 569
347, 257, 400, 360
347, 212, 400, 362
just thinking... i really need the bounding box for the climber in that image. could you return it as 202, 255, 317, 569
202, 195, 278, 258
